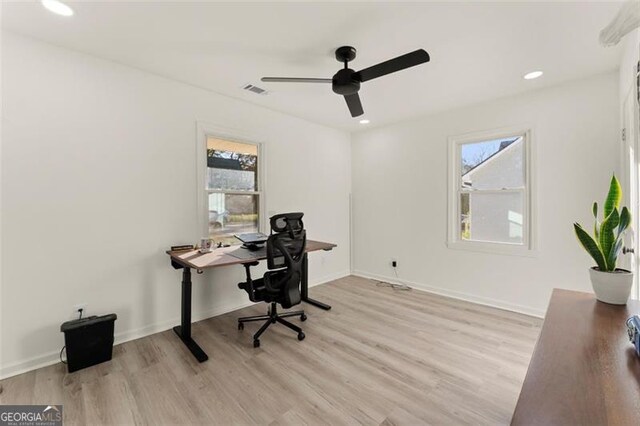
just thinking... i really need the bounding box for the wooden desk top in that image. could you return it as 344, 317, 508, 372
166, 239, 336, 270
511, 289, 640, 425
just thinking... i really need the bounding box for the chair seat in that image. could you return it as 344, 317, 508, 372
239, 278, 280, 303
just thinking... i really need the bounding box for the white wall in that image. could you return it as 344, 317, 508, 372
0, 32, 351, 378
619, 28, 638, 105
618, 29, 639, 293
351, 72, 619, 317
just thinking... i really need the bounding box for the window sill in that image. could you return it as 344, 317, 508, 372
447, 240, 538, 258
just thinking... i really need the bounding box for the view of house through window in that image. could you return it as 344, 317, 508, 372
459, 135, 526, 245
207, 137, 260, 244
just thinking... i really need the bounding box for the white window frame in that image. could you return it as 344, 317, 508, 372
196, 122, 266, 241
447, 126, 536, 256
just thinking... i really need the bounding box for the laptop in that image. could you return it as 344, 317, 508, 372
234, 232, 268, 245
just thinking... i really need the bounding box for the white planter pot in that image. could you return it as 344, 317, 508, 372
589, 267, 633, 305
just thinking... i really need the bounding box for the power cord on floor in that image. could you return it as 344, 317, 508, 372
376, 268, 411, 291
60, 308, 84, 365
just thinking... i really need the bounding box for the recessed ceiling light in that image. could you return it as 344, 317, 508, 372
41, 0, 74, 17
359, 119, 370, 124
523, 71, 543, 80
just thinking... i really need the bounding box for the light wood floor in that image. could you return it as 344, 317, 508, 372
0, 276, 541, 425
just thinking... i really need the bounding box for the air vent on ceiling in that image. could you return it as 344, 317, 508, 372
242, 83, 268, 95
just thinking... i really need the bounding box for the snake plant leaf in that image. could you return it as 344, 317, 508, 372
607, 238, 624, 271
618, 206, 631, 235
593, 202, 600, 239
599, 207, 620, 269
574, 223, 607, 271
604, 175, 622, 218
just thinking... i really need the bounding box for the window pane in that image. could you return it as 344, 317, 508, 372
208, 193, 259, 244
461, 136, 524, 190
460, 192, 470, 240
461, 191, 524, 244
207, 138, 258, 191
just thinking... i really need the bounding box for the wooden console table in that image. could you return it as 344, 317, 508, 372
512, 289, 640, 425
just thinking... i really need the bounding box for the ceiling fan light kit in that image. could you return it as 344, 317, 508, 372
261, 46, 430, 118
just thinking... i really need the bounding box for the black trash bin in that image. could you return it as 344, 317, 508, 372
60, 314, 117, 373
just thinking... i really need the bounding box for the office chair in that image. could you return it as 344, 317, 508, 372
237, 212, 307, 348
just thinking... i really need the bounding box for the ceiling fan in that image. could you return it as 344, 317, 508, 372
261, 46, 430, 118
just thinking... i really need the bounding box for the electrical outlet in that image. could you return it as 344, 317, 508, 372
72, 303, 87, 320
391, 259, 397, 268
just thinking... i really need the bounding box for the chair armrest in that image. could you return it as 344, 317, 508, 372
238, 261, 261, 302
243, 261, 260, 282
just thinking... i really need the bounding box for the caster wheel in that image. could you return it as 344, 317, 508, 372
253, 339, 260, 348
297, 332, 305, 341
238, 322, 244, 330
300, 314, 307, 322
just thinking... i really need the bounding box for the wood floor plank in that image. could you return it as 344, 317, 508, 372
0, 276, 541, 425
81, 371, 142, 425
0, 370, 36, 405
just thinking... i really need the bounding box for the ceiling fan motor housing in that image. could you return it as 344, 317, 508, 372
332, 68, 360, 95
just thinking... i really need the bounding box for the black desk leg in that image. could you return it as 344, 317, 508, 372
300, 253, 332, 310
172, 267, 209, 362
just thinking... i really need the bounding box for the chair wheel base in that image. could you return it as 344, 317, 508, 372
238, 322, 244, 330
253, 339, 260, 348
298, 332, 305, 341
300, 313, 307, 321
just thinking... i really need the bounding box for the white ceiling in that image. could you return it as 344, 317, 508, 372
2, 1, 625, 131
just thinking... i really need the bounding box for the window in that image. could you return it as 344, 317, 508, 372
204, 136, 262, 245
448, 128, 534, 255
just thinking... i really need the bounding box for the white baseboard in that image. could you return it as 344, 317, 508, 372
0, 299, 254, 380
0, 271, 350, 380
309, 270, 351, 288
352, 270, 546, 319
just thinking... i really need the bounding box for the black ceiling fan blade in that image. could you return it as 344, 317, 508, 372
344, 93, 364, 117
354, 49, 430, 82
261, 77, 332, 83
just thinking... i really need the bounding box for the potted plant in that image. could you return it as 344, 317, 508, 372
574, 174, 633, 305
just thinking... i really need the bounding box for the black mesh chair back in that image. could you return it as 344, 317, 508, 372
267, 212, 305, 269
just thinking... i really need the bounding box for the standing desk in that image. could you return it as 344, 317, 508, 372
166, 240, 336, 362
